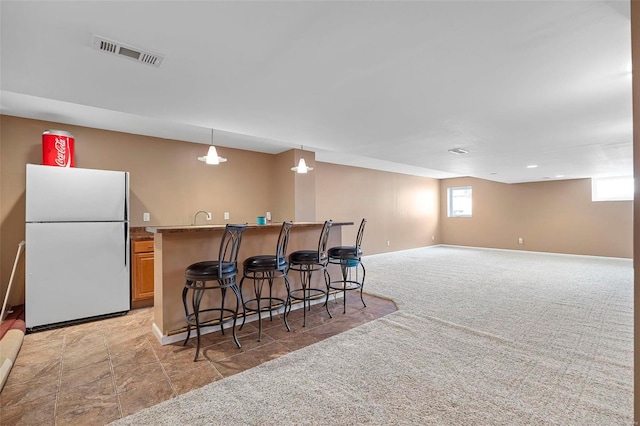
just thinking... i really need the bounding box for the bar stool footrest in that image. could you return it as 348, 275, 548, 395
185, 308, 238, 327
243, 297, 287, 314
289, 288, 328, 302
328, 280, 363, 292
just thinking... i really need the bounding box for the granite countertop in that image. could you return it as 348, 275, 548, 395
145, 221, 353, 234
130, 227, 154, 240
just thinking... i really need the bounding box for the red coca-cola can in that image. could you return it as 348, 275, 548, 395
42, 130, 75, 167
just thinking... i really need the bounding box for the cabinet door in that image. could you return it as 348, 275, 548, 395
132, 251, 154, 302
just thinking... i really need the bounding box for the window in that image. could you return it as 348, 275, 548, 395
591, 176, 633, 201
448, 186, 472, 217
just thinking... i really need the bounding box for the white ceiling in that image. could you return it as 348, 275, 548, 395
0, 1, 633, 183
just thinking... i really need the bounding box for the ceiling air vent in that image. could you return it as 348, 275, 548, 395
92, 35, 165, 68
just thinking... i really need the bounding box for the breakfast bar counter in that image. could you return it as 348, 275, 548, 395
146, 221, 352, 343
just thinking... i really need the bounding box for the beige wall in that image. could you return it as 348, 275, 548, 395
440, 177, 632, 258
315, 162, 440, 255
272, 151, 296, 222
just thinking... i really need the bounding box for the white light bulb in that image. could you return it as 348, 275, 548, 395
206, 146, 219, 165
297, 158, 308, 173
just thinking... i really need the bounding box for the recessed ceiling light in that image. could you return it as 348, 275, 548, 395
555, 174, 565, 178
489, 172, 497, 175
526, 164, 538, 169
542, 176, 550, 180
448, 148, 469, 155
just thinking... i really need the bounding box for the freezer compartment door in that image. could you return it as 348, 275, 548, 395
26, 222, 130, 329
26, 164, 128, 222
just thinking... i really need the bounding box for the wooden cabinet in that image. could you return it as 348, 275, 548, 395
132, 239, 154, 307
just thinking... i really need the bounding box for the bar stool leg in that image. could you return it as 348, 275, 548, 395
182, 283, 192, 345
323, 268, 333, 318
340, 261, 348, 314
301, 267, 309, 327
255, 275, 264, 341
268, 276, 274, 322
230, 283, 242, 348
239, 276, 248, 331
359, 264, 367, 308
285, 290, 292, 319
282, 274, 292, 332
222, 287, 231, 336
193, 285, 205, 362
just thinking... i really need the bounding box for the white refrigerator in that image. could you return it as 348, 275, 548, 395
25, 164, 130, 330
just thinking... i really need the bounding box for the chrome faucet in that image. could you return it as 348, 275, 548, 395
193, 210, 211, 225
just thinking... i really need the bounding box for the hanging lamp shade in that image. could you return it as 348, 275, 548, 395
291, 146, 313, 173
291, 158, 313, 173
197, 129, 227, 165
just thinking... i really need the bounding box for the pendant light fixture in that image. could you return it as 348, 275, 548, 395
197, 129, 227, 165
291, 145, 313, 173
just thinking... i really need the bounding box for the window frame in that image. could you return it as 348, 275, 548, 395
447, 186, 473, 218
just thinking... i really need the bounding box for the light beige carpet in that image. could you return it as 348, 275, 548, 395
112, 246, 633, 425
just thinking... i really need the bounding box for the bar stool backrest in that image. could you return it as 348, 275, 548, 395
356, 218, 367, 250
317, 220, 333, 263
276, 221, 294, 265
218, 224, 248, 276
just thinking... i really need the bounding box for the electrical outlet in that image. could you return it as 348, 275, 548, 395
266, 212, 271, 220
224, 212, 230, 220
432, 235, 435, 241
206, 212, 212, 220
387, 241, 390, 246
518, 237, 524, 244
143, 212, 150, 222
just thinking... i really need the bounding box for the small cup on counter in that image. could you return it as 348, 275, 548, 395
257, 216, 267, 225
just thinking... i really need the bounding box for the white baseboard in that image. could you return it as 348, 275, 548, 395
439, 244, 632, 261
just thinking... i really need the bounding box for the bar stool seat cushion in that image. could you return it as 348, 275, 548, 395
185, 261, 237, 280
243, 255, 286, 271
328, 246, 362, 259
289, 250, 326, 263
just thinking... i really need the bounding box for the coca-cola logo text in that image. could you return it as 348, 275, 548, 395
54, 137, 70, 167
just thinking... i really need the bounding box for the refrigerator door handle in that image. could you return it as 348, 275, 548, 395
124, 173, 129, 221
124, 224, 129, 266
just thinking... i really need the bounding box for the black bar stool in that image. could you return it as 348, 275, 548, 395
327, 218, 367, 314
182, 224, 247, 361
287, 220, 333, 327
239, 221, 293, 341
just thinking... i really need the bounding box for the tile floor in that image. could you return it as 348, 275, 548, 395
0, 293, 396, 425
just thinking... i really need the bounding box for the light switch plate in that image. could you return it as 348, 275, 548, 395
143, 212, 150, 222
224, 212, 229, 220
